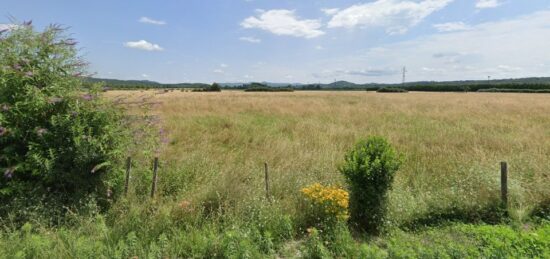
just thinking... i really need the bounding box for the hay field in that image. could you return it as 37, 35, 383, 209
108, 90, 550, 223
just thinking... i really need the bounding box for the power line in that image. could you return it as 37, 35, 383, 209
402, 66, 407, 84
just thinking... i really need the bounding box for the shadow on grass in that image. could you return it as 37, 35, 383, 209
530, 199, 550, 221
400, 203, 508, 231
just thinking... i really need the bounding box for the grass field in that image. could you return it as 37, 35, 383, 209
2, 90, 549, 258
110, 90, 550, 223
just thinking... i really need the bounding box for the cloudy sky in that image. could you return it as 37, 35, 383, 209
2, 0, 550, 83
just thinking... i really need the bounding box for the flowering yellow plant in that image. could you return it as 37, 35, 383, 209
301, 183, 349, 221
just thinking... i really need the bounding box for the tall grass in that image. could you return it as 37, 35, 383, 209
1, 90, 549, 257
105, 91, 550, 226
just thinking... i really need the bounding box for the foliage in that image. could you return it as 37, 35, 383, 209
477, 88, 550, 93
300, 183, 349, 229
376, 87, 408, 93
340, 136, 401, 234
302, 227, 332, 259
192, 83, 222, 92
0, 23, 128, 217
244, 82, 294, 92
84, 77, 210, 90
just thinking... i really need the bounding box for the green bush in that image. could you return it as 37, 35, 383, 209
339, 136, 401, 234
0, 23, 129, 217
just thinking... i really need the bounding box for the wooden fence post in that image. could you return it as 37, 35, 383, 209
151, 157, 159, 198
500, 161, 508, 208
124, 157, 131, 195
264, 162, 270, 201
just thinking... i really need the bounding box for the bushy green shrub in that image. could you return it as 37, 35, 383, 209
0, 23, 129, 216
339, 136, 401, 234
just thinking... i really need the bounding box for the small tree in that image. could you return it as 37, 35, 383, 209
339, 136, 401, 234
210, 83, 221, 92
0, 22, 129, 215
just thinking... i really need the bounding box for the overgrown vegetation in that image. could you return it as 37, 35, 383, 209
0, 23, 130, 221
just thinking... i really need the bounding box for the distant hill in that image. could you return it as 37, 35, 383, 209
84, 77, 209, 89
85, 77, 550, 91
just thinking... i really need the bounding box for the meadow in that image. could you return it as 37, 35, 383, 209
116, 90, 550, 224
2, 90, 549, 258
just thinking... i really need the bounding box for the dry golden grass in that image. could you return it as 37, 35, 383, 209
107, 90, 550, 223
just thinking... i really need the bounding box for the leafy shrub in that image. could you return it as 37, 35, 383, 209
0, 23, 128, 216
339, 136, 401, 234
300, 183, 349, 229
376, 87, 408, 93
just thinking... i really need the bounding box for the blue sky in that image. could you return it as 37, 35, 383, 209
2, 0, 550, 84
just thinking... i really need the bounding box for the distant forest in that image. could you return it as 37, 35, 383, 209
86, 77, 550, 92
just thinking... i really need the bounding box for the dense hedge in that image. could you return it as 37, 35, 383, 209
245, 87, 294, 92
377, 87, 408, 93
477, 88, 550, 93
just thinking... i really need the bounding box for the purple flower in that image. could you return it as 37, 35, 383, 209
70, 111, 79, 117
36, 128, 48, 136
0, 127, 7, 136
12, 64, 21, 70
48, 97, 63, 104
81, 94, 94, 101
4, 167, 14, 179
24, 71, 34, 77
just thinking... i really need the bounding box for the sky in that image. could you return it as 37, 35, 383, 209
2, 0, 550, 84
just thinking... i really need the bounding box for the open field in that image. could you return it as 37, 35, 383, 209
2, 90, 549, 258
109, 90, 550, 224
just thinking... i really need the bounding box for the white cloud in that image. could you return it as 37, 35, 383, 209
241, 9, 325, 38
124, 40, 163, 51
321, 8, 340, 15
313, 68, 399, 78
213, 69, 225, 74
315, 45, 324, 50
327, 0, 453, 34
220, 63, 228, 68
433, 22, 471, 32
139, 17, 166, 25
341, 10, 550, 81
496, 65, 522, 72
239, 36, 262, 43
141, 74, 149, 78
476, 0, 502, 9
